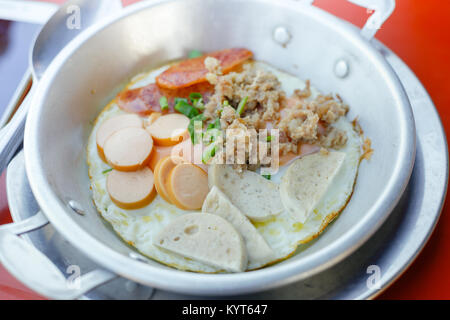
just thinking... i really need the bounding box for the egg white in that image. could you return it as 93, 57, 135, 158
87, 61, 363, 272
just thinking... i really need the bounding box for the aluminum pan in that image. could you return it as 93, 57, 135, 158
23, 0, 415, 295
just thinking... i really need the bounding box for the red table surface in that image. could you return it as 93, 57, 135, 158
0, 0, 448, 300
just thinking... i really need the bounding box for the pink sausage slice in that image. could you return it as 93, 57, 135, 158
103, 127, 154, 171
106, 168, 156, 210
146, 113, 190, 146
96, 114, 143, 161
167, 163, 209, 210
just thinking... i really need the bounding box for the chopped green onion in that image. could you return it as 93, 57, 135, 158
223, 100, 230, 106
266, 135, 273, 142
236, 96, 248, 115
174, 97, 188, 105
205, 119, 222, 142
195, 98, 205, 111
159, 96, 169, 111
202, 143, 218, 164
188, 50, 203, 59
175, 99, 199, 118
189, 92, 205, 111
188, 114, 205, 144
204, 128, 221, 144
102, 168, 113, 174
189, 92, 202, 101
262, 174, 271, 180
207, 118, 221, 130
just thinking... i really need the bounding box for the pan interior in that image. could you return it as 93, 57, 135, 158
27, 0, 414, 279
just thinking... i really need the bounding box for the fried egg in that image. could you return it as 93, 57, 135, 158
87, 61, 363, 273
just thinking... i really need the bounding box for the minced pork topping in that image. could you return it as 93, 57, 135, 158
202, 57, 350, 170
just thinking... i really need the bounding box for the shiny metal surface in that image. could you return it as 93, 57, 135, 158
0, 207, 118, 300
31, 0, 123, 80
0, 0, 122, 174
346, 0, 395, 40
20, 0, 417, 296
6, 152, 155, 300
0, 0, 58, 25
155, 41, 448, 299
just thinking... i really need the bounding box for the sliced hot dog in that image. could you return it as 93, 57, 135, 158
148, 112, 162, 125
149, 139, 208, 173
167, 163, 209, 210
106, 168, 156, 210
103, 127, 154, 171
171, 138, 208, 172
146, 113, 190, 146
96, 114, 143, 161
154, 156, 184, 203
156, 48, 253, 89
149, 145, 176, 171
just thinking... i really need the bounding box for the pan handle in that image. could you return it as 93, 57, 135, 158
303, 0, 395, 41
0, 211, 117, 300
0, 77, 36, 175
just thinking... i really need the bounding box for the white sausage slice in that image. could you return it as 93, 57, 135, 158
154, 212, 248, 272
208, 165, 284, 221
103, 127, 154, 171
106, 167, 156, 210
167, 163, 209, 210
96, 114, 143, 161
280, 151, 346, 223
146, 113, 190, 146
202, 186, 274, 268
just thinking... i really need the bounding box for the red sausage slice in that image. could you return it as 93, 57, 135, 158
156, 48, 253, 89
